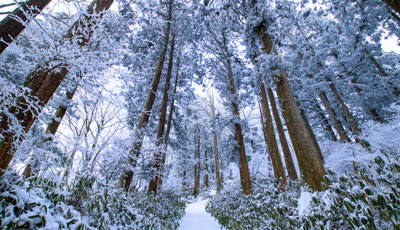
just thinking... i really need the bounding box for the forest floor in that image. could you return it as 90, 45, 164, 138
179, 199, 221, 230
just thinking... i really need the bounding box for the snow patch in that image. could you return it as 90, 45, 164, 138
179, 200, 220, 230
297, 191, 313, 216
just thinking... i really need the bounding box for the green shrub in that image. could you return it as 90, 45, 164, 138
0, 172, 84, 229
207, 151, 400, 230
85, 188, 186, 229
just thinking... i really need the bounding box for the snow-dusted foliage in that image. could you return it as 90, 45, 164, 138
208, 152, 400, 229
0, 172, 83, 229
207, 117, 400, 229
1, 0, 400, 229
0, 172, 186, 230
84, 189, 186, 229
207, 177, 301, 229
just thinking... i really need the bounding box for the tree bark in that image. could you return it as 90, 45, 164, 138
319, 92, 350, 143
0, 0, 114, 176
148, 35, 175, 194
158, 57, 180, 188
259, 84, 287, 187
210, 92, 222, 193
204, 143, 209, 188
315, 102, 337, 141
0, 0, 52, 54
117, 0, 173, 192
46, 86, 78, 136
193, 125, 200, 196
256, 25, 326, 191
328, 84, 360, 134
267, 87, 298, 180
223, 33, 252, 195
213, 134, 222, 192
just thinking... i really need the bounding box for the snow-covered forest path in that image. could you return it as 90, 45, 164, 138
179, 199, 221, 230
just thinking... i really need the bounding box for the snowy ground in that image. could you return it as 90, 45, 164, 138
179, 199, 221, 230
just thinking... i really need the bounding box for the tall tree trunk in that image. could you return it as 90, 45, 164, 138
213, 134, 222, 192
298, 105, 324, 163
267, 87, 298, 180
117, 0, 173, 192
182, 168, 187, 188
258, 101, 274, 178
0, 0, 52, 54
327, 83, 370, 149
326, 84, 370, 132
259, 84, 287, 187
319, 92, 350, 143
148, 35, 175, 194
223, 33, 252, 195
315, 102, 338, 141
45, 86, 79, 137
210, 92, 222, 193
204, 143, 209, 188
256, 25, 326, 191
328, 84, 360, 135
0, 0, 114, 176
363, 48, 389, 77
158, 57, 180, 188
193, 125, 200, 196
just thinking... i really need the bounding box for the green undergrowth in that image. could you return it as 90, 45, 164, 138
207, 150, 400, 230
0, 172, 186, 230
86, 188, 186, 229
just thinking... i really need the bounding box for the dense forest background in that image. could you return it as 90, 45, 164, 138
0, 0, 400, 229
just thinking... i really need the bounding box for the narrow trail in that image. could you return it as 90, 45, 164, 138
179, 199, 221, 230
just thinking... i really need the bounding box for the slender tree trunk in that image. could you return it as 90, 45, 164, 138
0, 0, 52, 54
319, 92, 350, 142
222, 33, 252, 195
193, 125, 200, 196
213, 134, 222, 192
117, 0, 173, 192
315, 102, 337, 141
148, 35, 175, 194
328, 84, 360, 135
46, 86, 79, 137
259, 84, 287, 187
204, 143, 209, 188
259, 102, 274, 178
0, 0, 114, 176
158, 57, 180, 188
220, 152, 224, 186
267, 87, 298, 180
256, 25, 326, 191
182, 167, 187, 188
363, 48, 389, 77
210, 92, 222, 193
327, 84, 370, 149
258, 99, 268, 144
